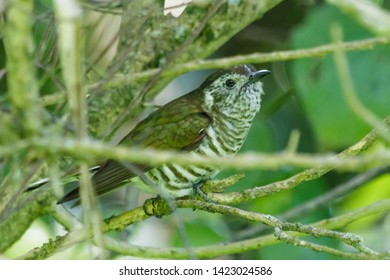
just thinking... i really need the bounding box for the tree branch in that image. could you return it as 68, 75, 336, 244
0, 115, 389, 173
234, 166, 390, 241
42, 35, 390, 107
22, 196, 390, 259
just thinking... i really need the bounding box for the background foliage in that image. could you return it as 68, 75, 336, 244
0, 0, 390, 259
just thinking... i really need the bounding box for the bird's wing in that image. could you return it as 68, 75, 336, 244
59, 93, 211, 204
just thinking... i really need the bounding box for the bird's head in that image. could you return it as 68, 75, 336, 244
201, 64, 270, 117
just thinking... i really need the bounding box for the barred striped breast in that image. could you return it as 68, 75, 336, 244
142, 110, 257, 199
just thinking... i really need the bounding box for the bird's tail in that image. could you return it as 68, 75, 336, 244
25, 166, 100, 205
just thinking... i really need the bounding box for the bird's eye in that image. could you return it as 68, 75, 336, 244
225, 79, 236, 88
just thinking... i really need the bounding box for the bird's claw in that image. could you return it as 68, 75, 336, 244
192, 180, 216, 204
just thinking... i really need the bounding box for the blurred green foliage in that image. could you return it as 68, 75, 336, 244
1, 0, 390, 259
291, 5, 390, 150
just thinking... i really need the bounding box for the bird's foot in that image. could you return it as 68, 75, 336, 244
192, 180, 216, 204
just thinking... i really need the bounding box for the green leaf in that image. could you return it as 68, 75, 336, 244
290, 5, 390, 150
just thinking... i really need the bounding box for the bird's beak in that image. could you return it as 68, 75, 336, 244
248, 69, 271, 82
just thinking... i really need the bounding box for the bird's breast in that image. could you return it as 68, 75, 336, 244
142, 113, 256, 199
196, 114, 254, 158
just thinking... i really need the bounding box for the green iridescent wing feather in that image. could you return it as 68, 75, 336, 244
59, 92, 211, 203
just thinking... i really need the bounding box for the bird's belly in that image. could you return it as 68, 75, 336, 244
141, 125, 247, 199
142, 164, 219, 198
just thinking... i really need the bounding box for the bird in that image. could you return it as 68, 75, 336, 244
58, 64, 270, 204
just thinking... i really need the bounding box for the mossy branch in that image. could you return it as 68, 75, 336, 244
22, 197, 390, 260
42, 35, 390, 106
102, 198, 390, 259
235, 166, 390, 240
0, 116, 389, 173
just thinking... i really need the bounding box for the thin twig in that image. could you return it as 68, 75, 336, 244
23, 196, 390, 260
234, 166, 390, 240
101, 198, 390, 259
274, 228, 373, 259
41, 35, 390, 106
0, 122, 389, 174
